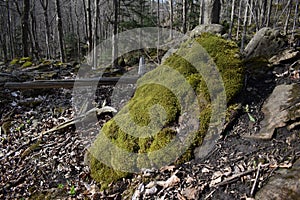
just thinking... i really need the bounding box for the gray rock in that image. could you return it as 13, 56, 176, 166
269, 49, 300, 65
190, 24, 224, 38
244, 27, 287, 60
255, 158, 300, 200
247, 84, 300, 140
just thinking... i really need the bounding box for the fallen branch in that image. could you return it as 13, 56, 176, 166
215, 164, 269, 187
3, 76, 139, 89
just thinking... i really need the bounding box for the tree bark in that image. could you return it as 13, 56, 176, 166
112, 0, 119, 67
203, 0, 221, 24
169, 0, 174, 39
22, 0, 30, 57
40, 0, 51, 59
241, 0, 249, 51
55, 0, 65, 62
182, 0, 187, 33
236, 0, 242, 40
228, 0, 236, 40
292, 0, 299, 37
266, 0, 273, 27
284, 0, 292, 35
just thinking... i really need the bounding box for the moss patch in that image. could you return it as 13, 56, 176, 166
88, 33, 244, 189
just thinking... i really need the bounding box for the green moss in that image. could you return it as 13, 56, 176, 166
10, 58, 19, 65
89, 33, 244, 189
21, 61, 33, 68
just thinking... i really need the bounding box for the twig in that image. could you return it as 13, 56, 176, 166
215, 164, 269, 187
250, 163, 261, 197
204, 189, 216, 200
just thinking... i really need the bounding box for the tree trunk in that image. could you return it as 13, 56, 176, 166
199, 0, 205, 24
30, 1, 40, 60
236, 0, 242, 40
112, 0, 119, 68
40, 0, 51, 59
241, 0, 249, 51
182, 0, 187, 33
86, 0, 93, 55
22, 0, 30, 57
284, 0, 292, 35
55, 0, 65, 62
203, 0, 221, 24
292, 0, 299, 37
7, 1, 14, 59
266, 0, 273, 27
169, 0, 174, 39
228, 0, 236, 40
93, 0, 100, 69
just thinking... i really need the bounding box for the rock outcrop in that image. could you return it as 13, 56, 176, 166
248, 84, 300, 140
255, 158, 300, 200
244, 27, 287, 60
86, 33, 245, 189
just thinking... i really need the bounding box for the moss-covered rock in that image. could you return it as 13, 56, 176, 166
88, 33, 244, 189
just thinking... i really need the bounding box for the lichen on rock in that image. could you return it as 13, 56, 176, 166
87, 33, 245, 189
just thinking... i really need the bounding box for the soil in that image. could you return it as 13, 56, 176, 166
0, 57, 299, 199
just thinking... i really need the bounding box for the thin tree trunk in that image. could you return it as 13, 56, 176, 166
40, 0, 51, 59
236, 0, 242, 40
55, 0, 65, 62
266, 0, 273, 27
7, 1, 14, 59
292, 0, 299, 37
284, 0, 292, 35
199, 0, 205, 24
93, 0, 100, 69
183, 0, 187, 33
112, 0, 118, 67
157, 0, 160, 64
169, 0, 174, 39
30, 1, 40, 60
22, 0, 30, 57
228, 0, 235, 40
248, 0, 253, 25
86, 0, 93, 55
241, 0, 249, 51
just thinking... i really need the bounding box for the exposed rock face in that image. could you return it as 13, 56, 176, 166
249, 84, 300, 140
255, 158, 300, 200
244, 27, 287, 60
190, 24, 224, 38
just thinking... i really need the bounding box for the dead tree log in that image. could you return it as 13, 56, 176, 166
3, 76, 139, 89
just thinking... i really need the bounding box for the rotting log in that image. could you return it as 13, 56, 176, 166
3, 76, 139, 89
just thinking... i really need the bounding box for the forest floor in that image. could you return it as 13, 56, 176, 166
0, 54, 300, 199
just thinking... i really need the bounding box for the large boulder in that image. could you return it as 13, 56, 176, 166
86, 33, 244, 189
246, 84, 300, 140
244, 27, 287, 60
255, 158, 300, 200
190, 24, 224, 38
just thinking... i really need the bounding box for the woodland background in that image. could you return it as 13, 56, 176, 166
0, 0, 299, 65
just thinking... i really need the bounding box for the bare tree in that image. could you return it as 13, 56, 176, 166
182, 0, 187, 33
292, 0, 299, 37
284, 0, 292, 35
241, 0, 249, 50
228, 0, 235, 40
22, 0, 30, 57
266, 0, 273, 27
112, 0, 118, 67
55, 0, 65, 62
169, 0, 174, 39
203, 0, 221, 24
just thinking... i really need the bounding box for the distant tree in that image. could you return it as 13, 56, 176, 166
203, 0, 221, 24
55, 0, 65, 62
22, 0, 30, 57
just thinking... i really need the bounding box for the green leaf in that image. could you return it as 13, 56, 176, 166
247, 113, 256, 122
69, 185, 76, 195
